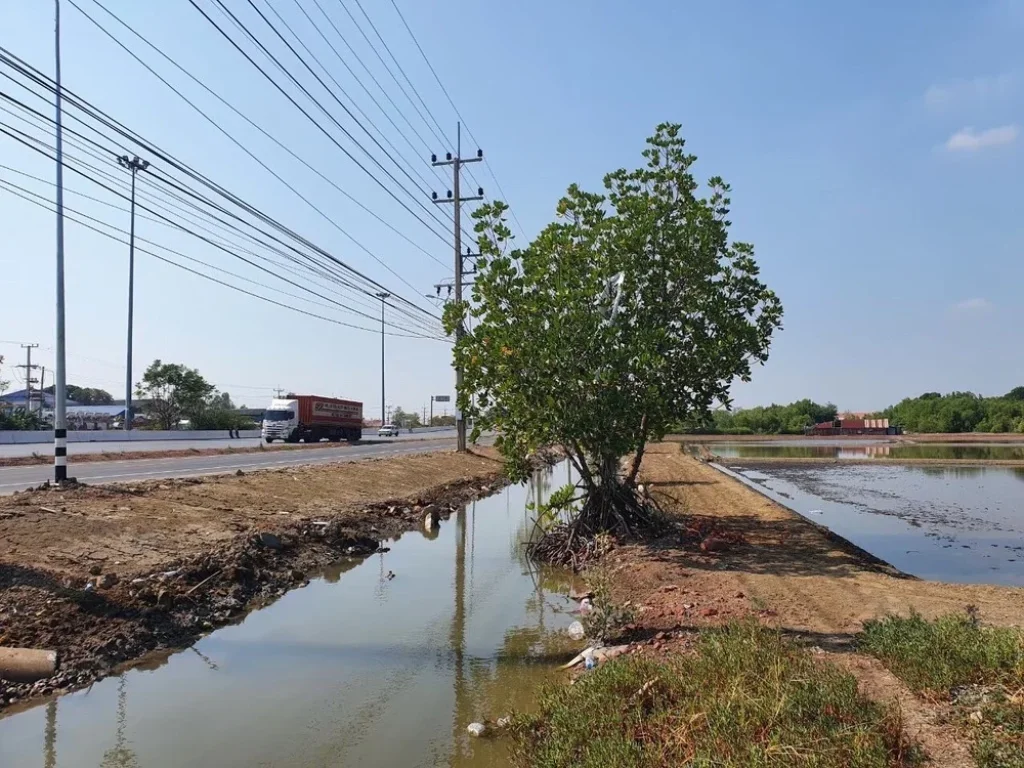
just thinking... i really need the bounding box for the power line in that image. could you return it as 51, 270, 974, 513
68, 0, 449, 274
0, 174, 446, 341
185, 0, 454, 243
387, 0, 527, 240
0, 123, 443, 337
0, 53, 440, 322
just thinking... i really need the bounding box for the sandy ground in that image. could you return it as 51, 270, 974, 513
0, 448, 509, 710
608, 444, 1023, 767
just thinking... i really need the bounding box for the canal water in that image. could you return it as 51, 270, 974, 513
719, 462, 1024, 587
706, 441, 1024, 461
0, 464, 579, 768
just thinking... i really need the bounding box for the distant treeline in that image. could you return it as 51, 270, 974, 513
883, 388, 1024, 433
679, 388, 1024, 435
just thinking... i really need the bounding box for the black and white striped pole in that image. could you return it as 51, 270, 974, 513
53, 0, 68, 483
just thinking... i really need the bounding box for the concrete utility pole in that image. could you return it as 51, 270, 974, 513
375, 291, 389, 426
118, 154, 149, 430
17, 343, 40, 414
54, 0, 68, 482
431, 122, 483, 452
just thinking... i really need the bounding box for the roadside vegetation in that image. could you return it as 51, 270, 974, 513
883, 389, 1024, 434
511, 622, 920, 768
861, 612, 1024, 767
449, 124, 783, 566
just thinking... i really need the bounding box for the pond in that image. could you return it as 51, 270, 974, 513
0, 463, 580, 768
704, 441, 1024, 461
719, 462, 1024, 586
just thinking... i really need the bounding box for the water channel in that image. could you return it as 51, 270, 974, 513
0, 463, 579, 768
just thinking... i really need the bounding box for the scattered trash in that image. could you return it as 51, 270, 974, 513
583, 648, 597, 670
386, 571, 396, 580
969, 710, 984, 723
495, 715, 513, 729
467, 722, 486, 737
807, 509, 823, 515
97, 573, 119, 590
567, 621, 586, 641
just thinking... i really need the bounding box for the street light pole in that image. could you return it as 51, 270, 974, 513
375, 292, 389, 426
118, 154, 149, 430
53, 0, 68, 482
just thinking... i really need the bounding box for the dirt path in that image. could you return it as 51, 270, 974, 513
609, 444, 1024, 765
0, 448, 509, 710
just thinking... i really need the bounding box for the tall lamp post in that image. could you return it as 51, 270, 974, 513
374, 292, 389, 427
118, 154, 149, 430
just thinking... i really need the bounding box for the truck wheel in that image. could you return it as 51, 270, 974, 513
328, 434, 341, 442
265, 438, 274, 444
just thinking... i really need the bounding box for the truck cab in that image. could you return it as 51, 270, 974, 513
262, 398, 299, 443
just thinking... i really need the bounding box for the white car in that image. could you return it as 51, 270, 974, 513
378, 424, 399, 437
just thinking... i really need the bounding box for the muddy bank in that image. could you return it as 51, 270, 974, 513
0, 449, 523, 711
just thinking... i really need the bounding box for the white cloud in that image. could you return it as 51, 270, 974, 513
952, 297, 992, 312
925, 73, 1014, 110
944, 125, 1018, 152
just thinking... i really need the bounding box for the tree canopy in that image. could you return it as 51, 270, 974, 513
447, 124, 782, 559
884, 390, 1024, 433
135, 360, 217, 430
42, 384, 114, 405
682, 399, 838, 435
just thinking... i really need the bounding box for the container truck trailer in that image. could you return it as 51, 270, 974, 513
261, 395, 363, 443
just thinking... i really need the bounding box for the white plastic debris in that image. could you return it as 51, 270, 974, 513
583, 648, 597, 670
467, 722, 486, 737
567, 621, 586, 641
578, 597, 593, 615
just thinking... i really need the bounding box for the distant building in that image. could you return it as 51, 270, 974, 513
1, 389, 80, 409
806, 418, 900, 436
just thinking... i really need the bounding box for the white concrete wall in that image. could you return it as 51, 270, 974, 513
0, 430, 262, 445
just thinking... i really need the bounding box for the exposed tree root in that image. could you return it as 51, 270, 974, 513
526, 482, 669, 570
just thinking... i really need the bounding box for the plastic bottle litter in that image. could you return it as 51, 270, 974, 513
567, 620, 586, 641
467, 722, 486, 737
578, 597, 593, 615
583, 648, 597, 670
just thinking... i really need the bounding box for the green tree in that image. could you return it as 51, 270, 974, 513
0, 355, 9, 397
135, 360, 216, 430
44, 384, 114, 405
448, 124, 782, 554
389, 406, 422, 428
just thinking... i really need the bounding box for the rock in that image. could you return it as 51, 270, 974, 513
467, 722, 486, 737
97, 573, 119, 590
235, 470, 245, 476
734, 592, 745, 599
969, 710, 983, 723
700, 607, 719, 617
421, 504, 440, 531
567, 621, 586, 641
257, 532, 282, 550
658, 584, 678, 592
655, 631, 666, 641
290, 570, 305, 581
88, 564, 102, 576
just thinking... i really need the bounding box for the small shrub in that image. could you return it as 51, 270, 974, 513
580, 546, 634, 643
512, 621, 920, 767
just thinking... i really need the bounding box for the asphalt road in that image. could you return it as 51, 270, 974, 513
0, 428, 457, 459
0, 435, 464, 495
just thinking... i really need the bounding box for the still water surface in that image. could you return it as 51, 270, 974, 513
0, 465, 578, 768
721, 462, 1024, 586
707, 441, 1024, 461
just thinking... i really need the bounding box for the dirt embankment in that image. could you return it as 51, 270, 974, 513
606, 445, 1023, 767
0, 435, 449, 468
0, 449, 509, 711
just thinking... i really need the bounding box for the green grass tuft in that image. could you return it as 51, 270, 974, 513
860, 611, 1024, 693
511, 621, 920, 768
860, 612, 1024, 768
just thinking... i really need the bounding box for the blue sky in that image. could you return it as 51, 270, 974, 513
1, 0, 1022, 416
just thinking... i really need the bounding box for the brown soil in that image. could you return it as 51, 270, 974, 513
604, 444, 1023, 766
0, 448, 511, 711
0, 436, 448, 468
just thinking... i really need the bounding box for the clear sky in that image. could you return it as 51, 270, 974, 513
1, 0, 1022, 416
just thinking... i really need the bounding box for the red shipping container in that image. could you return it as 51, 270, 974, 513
296, 395, 363, 429
841, 419, 866, 429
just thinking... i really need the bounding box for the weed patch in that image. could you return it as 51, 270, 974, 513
511, 622, 920, 767
861, 612, 1024, 767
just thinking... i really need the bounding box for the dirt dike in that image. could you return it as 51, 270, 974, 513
0, 449, 523, 712
0, 435, 447, 468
